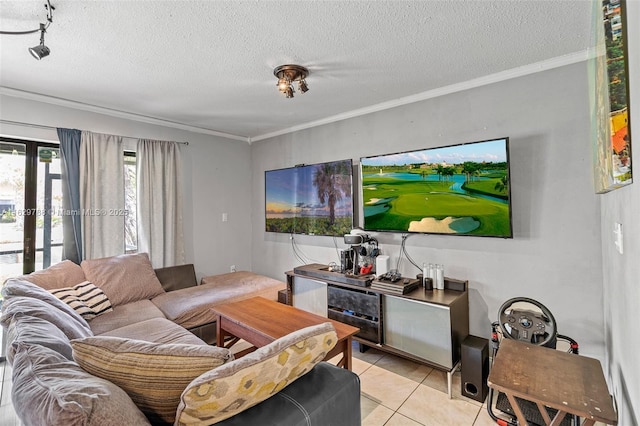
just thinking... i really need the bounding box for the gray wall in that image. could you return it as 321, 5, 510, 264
600, 1, 639, 423
0, 95, 253, 280
3, 22, 636, 420
251, 61, 607, 362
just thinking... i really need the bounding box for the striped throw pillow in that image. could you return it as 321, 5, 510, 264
50, 281, 113, 320
71, 336, 233, 424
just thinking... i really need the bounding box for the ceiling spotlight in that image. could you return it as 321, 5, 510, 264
28, 24, 50, 60
284, 85, 294, 98
0, 1, 54, 59
273, 64, 309, 98
298, 79, 309, 93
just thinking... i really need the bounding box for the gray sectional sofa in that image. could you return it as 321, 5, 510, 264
0, 253, 361, 425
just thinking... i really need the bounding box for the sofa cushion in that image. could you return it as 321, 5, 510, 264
87, 299, 166, 335
175, 322, 337, 425
11, 341, 151, 426
81, 253, 165, 307
100, 318, 208, 346
6, 313, 74, 364
199, 271, 286, 297
152, 271, 286, 329
1, 278, 91, 331
19, 259, 86, 290
50, 281, 113, 320
71, 336, 233, 425
0, 296, 92, 340
154, 263, 197, 292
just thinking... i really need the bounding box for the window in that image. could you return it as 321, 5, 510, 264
1, 138, 139, 281
124, 152, 137, 253
0, 138, 63, 281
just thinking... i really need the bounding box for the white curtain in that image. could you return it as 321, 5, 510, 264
136, 139, 184, 267
80, 131, 125, 260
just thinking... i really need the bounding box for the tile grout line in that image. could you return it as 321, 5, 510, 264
361, 350, 434, 426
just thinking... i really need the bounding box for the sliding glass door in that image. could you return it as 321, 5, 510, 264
0, 138, 62, 282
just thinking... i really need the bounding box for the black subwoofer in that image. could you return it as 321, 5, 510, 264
461, 335, 489, 402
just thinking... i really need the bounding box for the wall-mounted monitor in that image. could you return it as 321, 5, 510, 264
265, 159, 353, 236
360, 137, 512, 238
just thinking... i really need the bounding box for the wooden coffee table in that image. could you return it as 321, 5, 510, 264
212, 296, 360, 370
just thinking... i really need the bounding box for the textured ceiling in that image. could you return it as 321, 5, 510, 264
0, 1, 594, 141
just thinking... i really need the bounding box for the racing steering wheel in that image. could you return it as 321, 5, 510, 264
498, 297, 557, 348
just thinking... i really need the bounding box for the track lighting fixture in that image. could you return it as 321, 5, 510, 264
0, 1, 55, 60
29, 24, 50, 60
273, 64, 309, 98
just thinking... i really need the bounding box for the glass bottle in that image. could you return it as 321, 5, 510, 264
436, 264, 444, 289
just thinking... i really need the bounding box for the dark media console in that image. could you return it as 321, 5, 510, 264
293, 263, 373, 287
286, 263, 470, 398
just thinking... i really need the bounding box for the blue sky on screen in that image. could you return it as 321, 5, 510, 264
361, 138, 508, 166
265, 161, 352, 216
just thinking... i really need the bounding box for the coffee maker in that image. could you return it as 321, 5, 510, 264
340, 248, 354, 273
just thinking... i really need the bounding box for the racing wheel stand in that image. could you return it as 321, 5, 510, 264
486, 297, 580, 426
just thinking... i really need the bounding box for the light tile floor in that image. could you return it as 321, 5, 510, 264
344, 344, 501, 426
0, 342, 607, 426
346, 343, 608, 426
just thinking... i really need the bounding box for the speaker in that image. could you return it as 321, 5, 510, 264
461, 335, 489, 402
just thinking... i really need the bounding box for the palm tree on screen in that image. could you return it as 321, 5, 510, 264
313, 162, 351, 225
494, 175, 509, 193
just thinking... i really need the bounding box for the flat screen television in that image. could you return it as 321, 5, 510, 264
265, 159, 354, 236
360, 137, 512, 238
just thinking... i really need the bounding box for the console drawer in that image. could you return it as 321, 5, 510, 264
327, 286, 379, 318
328, 308, 380, 343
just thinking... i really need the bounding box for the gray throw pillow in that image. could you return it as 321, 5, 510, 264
6, 313, 74, 364
17, 259, 87, 290
11, 341, 151, 426
1, 278, 91, 330
0, 296, 92, 340
80, 253, 165, 307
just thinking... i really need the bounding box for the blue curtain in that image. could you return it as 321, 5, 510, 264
57, 128, 83, 263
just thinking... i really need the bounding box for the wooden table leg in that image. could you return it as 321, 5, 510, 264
344, 337, 352, 370
505, 393, 530, 426
216, 317, 224, 347
324, 338, 353, 370
549, 411, 568, 426
536, 402, 552, 425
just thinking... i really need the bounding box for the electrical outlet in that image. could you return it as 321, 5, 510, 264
230, 265, 236, 273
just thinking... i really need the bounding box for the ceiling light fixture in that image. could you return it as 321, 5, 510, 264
29, 24, 50, 60
273, 64, 309, 98
0, 1, 55, 60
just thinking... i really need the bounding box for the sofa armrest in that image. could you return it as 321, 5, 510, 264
214, 362, 361, 426
154, 264, 197, 292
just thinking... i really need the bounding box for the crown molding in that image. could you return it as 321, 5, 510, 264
249, 49, 594, 143
2, 49, 594, 145
0, 87, 250, 143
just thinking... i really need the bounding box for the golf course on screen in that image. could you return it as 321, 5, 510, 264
361, 139, 512, 237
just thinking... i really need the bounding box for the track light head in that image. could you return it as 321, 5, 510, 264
28, 24, 50, 60
277, 77, 289, 92
285, 86, 294, 98
29, 43, 50, 60
298, 79, 309, 93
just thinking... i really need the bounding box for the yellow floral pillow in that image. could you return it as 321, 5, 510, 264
175, 322, 337, 425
